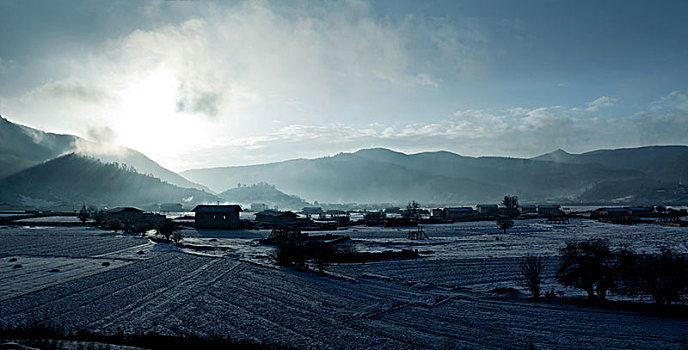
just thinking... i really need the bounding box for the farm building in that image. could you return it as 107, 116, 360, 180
594, 207, 631, 220
192, 205, 242, 229
430, 209, 444, 219
255, 210, 298, 227
537, 205, 562, 216
106, 207, 165, 225
302, 207, 323, 216
476, 204, 498, 215
443, 207, 475, 220
519, 205, 537, 214
626, 206, 653, 217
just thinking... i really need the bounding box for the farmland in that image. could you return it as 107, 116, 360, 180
1, 220, 687, 349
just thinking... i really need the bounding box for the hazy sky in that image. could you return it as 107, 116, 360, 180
1, 0, 687, 171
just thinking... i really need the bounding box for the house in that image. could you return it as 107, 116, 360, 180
384, 207, 401, 214
626, 206, 653, 217
595, 207, 631, 220
250, 203, 268, 212
302, 207, 323, 216
430, 208, 444, 219
255, 210, 298, 228
443, 207, 475, 220
192, 205, 242, 229
476, 204, 498, 215
106, 207, 145, 223
519, 205, 537, 214
537, 205, 562, 216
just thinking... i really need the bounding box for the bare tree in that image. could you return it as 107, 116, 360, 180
497, 218, 514, 234
78, 204, 89, 223
519, 256, 544, 298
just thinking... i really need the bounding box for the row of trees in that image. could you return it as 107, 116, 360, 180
79, 205, 182, 243
520, 239, 688, 307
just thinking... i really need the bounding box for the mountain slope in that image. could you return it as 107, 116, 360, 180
218, 182, 310, 210
0, 153, 220, 208
183, 146, 687, 204
533, 146, 688, 182
0, 115, 209, 191
183, 151, 507, 204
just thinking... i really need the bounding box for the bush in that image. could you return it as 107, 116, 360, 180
105, 219, 123, 231
556, 239, 614, 301
171, 230, 184, 244
614, 248, 688, 306
156, 219, 178, 241
519, 256, 544, 298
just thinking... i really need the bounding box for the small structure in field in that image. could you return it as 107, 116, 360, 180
407, 227, 430, 240
255, 210, 298, 228
192, 204, 242, 229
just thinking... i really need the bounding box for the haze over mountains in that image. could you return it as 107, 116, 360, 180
182, 147, 688, 204
1, 115, 687, 207
0, 116, 209, 191
0, 154, 219, 208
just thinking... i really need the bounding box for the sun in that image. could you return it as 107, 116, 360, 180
107, 68, 207, 163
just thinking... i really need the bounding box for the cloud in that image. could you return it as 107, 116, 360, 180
23, 79, 110, 104
87, 125, 117, 144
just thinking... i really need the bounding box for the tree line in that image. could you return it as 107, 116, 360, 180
520, 239, 688, 307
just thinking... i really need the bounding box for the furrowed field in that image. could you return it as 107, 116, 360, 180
1, 220, 687, 349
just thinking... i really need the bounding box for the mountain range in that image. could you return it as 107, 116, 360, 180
181, 147, 688, 204
2, 115, 688, 206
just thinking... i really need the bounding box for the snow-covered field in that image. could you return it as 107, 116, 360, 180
1, 220, 687, 349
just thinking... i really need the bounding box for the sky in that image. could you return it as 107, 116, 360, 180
1, 0, 687, 171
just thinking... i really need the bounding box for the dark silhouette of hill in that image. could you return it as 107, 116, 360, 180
533, 146, 688, 183
0, 153, 220, 208
218, 182, 310, 210
0, 115, 210, 191
182, 146, 688, 204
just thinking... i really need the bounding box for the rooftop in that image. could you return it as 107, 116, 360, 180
192, 205, 242, 213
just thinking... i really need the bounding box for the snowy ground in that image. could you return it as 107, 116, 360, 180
1, 220, 687, 349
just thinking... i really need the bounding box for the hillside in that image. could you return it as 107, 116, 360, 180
183, 152, 507, 204
0, 153, 220, 208
218, 182, 310, 210
0, 115, 209, 191
533, 146, 688, 183
181, 147, 666, 204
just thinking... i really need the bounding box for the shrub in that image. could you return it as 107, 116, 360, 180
556, 239, 614, 301
156, 219, 178, 241
105, 219, 123, 231
171, 230, 184, 244
518, 256, 544, 298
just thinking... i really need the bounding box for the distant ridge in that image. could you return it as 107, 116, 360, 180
180, 146, 688, 204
